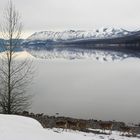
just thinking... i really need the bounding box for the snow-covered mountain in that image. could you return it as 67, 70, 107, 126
27, 28, 131, 41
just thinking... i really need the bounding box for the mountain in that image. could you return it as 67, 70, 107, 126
23, 27, 140, 49
26, 27, 131, 42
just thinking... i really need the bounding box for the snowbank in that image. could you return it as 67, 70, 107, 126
0, 114, 139, 140
0, 114, 46, 140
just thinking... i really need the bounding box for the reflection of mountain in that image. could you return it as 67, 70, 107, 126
28, 48, 139, 61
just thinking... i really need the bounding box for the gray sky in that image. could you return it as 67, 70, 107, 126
0, 0, 140, 38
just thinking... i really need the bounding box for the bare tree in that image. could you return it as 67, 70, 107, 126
0, 1, 33, 114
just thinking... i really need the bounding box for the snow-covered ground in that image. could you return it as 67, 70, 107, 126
0, 114, 139, 140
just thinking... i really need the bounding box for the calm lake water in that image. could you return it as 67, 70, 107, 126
30, 58, 140, 123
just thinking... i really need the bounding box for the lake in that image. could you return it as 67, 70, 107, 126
30, 58, 140, 123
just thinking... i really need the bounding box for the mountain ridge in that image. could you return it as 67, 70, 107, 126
27, 27, 132, 41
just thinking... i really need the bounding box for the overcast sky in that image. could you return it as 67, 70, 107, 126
0, 0, 140, 38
